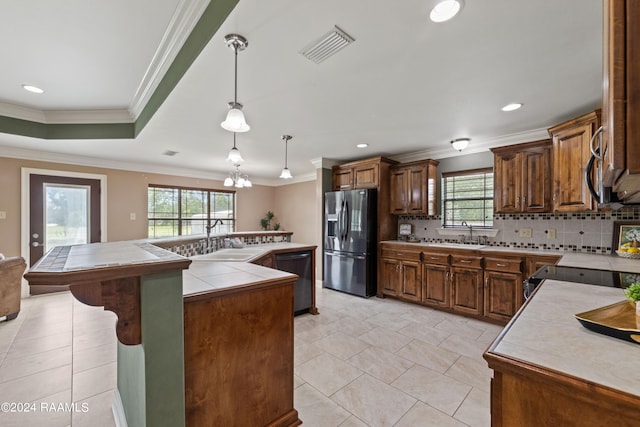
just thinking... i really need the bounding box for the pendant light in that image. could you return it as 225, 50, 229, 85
279, 135, 293, 179
226, 132, 244, 163
221, 34, 250, 133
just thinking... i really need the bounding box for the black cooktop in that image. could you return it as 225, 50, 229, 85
530, 265, 640, 289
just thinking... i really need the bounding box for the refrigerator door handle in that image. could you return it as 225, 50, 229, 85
343, 199, 350, 242
325, 252, 366, 260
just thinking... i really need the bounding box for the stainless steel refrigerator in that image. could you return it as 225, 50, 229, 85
324, 188, 377, 297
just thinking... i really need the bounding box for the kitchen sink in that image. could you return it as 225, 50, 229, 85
190, 247, 265, 262
427, 243, 485, 250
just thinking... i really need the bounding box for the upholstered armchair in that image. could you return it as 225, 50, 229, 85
0, 256, 26, 321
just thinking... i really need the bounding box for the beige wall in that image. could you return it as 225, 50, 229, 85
273, 180, 317, 246
0, 156, 284, 258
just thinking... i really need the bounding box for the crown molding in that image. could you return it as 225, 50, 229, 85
310, 157, 339, 169
0, 145, 302, 187
0, 103, 134, 124
129, 0, 211, 119
389, 127, 550, 163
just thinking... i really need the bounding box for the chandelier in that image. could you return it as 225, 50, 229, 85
224, 164, 252, 188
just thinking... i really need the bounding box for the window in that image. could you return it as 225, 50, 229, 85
442, 168, 494, 228
147, 185, 235, 238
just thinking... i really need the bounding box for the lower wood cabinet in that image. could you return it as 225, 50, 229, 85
483, 270, 523, 323
450, 266, 484, 316
380, 257, 422, 301
423, 263, 450, 308
378, 243, 559, 324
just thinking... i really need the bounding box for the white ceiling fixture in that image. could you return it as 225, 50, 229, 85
299, 26, 355, 64
451, 137, 470, 152
224, 164, 252, 188
220, 34, 250, 133
226, 132, 244, 164
279, 135, 293, 179
502, 103, 523, 112
22, 84, 44, 94
356, 143, 368, 148
430, 0, 465, 23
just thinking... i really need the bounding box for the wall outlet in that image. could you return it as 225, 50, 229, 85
0, 211, 6, 219
130, 213, 136, 220
546, 228, 557, 239
519, 228, 532, 238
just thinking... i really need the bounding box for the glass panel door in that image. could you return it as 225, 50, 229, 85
44, 184, 90, 251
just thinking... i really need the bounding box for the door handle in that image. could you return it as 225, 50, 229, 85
32, 241, 43, 247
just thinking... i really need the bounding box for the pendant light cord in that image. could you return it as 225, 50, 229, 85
233, 44, 238, 104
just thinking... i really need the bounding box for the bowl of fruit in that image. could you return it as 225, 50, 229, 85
616, 240, 640, 259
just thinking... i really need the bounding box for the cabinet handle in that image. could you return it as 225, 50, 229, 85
445, 271, 449, 281
459, 259, 472, 264
496, 263, 507, 267
430, 256, 440, 260
450, 273, 454, 283
485, 277, 489, 288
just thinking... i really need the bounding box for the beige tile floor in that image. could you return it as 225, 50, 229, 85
0, 285, 502, 426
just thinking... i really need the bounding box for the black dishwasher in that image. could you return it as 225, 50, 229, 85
275, 251, 313, 315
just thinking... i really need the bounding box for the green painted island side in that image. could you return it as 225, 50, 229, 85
117, 270, 185, 427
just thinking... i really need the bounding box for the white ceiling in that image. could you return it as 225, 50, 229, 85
0, 0, 603, 185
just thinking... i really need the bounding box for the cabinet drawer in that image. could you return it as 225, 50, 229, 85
450, 255, 482, 269
421, 252, 450, 265
484, 257, 522, 274
381, 248, 421, 261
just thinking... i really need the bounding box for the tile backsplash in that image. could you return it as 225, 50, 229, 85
400, 208, 640, 254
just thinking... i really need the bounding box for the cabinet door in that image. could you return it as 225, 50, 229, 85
483, 271, 522, 323
407, 165, 427, 215
552, 122, 595, 211
423, 264, 450, 308
400, 261, 422, 302
354, 162, 379, 188
522, 146, 552, 212
450, 267, 483, 316
390, 168, 408, 214
494, 152, 521, 213
380, 258, 401, 296
333, 168, 353, 190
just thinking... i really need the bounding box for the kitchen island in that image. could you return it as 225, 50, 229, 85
24, 241, 302, 427
483, 279, 640, 426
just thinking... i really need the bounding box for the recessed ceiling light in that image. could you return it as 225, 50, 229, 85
430, 0, 464, 23
356, 143, 368, 148
501, 103, 523, 112
22, 84, 44, 94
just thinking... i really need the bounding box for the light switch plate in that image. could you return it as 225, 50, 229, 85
547, 228, 556, 239
519, 228, 532, 238
130, 213, 136, 220
0, 211, 6, 219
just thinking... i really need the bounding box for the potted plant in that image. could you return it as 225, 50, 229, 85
624, 282, 640, 315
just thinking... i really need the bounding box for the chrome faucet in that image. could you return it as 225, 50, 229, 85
460, 221, 473, 243
205, 219, 224, 252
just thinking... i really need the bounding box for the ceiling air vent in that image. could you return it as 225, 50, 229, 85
163, 150, 179, 156
299, 26, 355, 64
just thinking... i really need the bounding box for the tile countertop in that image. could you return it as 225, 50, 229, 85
184, 242, 316, 300
487, 279, 640, 397
182, 261, 297, 301
380, 240, 640, 274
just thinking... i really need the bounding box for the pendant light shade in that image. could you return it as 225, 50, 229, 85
221, 102, 250, 132
226, 133, 244, 163
279, 135, 293, 179
221, 34, 250, 133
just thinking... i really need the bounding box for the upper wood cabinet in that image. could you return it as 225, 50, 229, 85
332, 157, 396, 191
389, 159, 439, 215
548, 110, 601, 212
491, 140, 552, 213
602, 0, 640, 202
